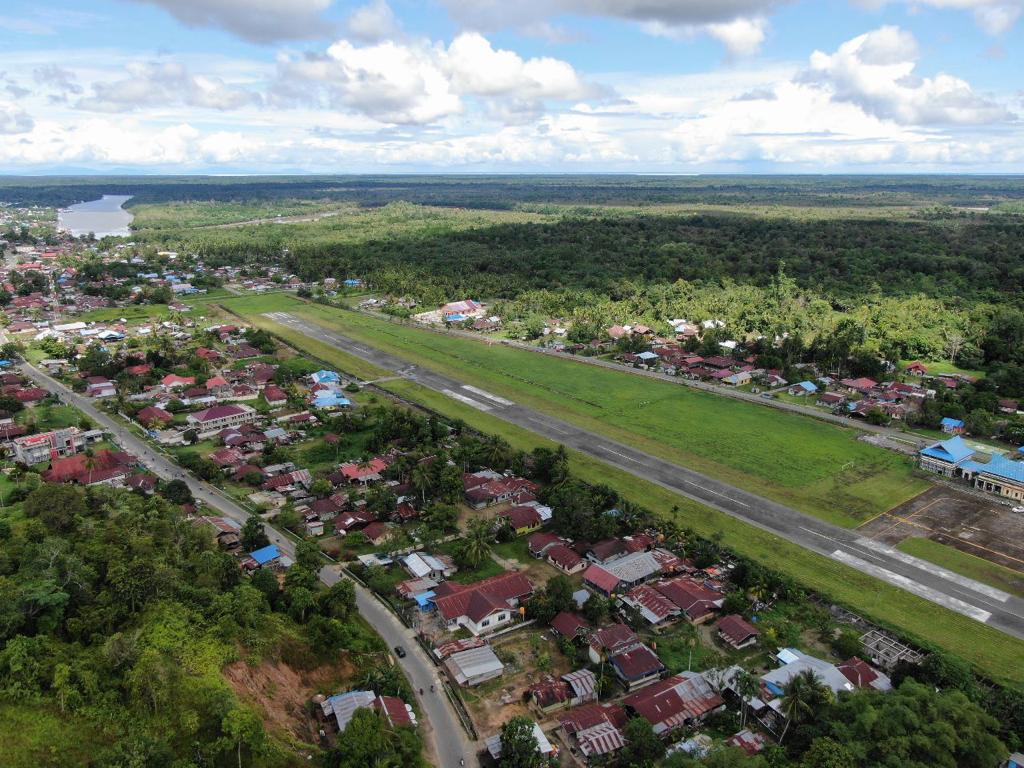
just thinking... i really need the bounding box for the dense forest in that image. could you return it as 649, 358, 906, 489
0, 482, 415, 768
3, 173, 1024, 209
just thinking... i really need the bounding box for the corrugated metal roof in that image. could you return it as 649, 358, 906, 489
563, 669, 597, 698
577, 722, 626, 756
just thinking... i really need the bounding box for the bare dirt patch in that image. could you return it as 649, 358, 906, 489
223, 655, 357, 744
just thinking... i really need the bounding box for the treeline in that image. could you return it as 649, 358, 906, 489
3, 174, 1024, 209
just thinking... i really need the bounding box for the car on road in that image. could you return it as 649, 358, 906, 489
394, 645, 406, 658
1012, 506, 1024, 514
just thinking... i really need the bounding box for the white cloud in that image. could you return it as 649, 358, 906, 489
0, 102, 33, 134
76, 60, 261, 113
805, 26, 1013, 125
865, 0, 1023, 34
274, 32, 592, 124
346, 0, 400, 43
123, 0, 335, 43
439, 0, 784, 53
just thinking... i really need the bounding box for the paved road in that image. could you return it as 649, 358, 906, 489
20, 362, 477, 768
265, 312, 1024, 643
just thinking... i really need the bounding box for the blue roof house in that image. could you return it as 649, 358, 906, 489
792, 380, 818, 394
940, 417, 965, 434
311, 370, 341, 385
919, 436, 975, 477
249, 544, 281, 568
313, 391, 351, 410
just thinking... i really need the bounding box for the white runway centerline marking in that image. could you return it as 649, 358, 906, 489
830, 549, 992, 623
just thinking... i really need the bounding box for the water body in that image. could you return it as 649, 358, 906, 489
58, 195, 134, 238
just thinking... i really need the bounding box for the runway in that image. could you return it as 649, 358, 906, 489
265, 311, 1024, 642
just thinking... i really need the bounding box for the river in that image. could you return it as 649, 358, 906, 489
57, 194, 134, 238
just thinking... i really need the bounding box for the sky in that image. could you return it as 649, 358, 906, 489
0, 0, 1022, 173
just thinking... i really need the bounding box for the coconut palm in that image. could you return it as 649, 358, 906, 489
82, 448, 98, 487
779, 668, 832, 742
410, 463, 434, 505
733, 669, 760, 728
461, 518, 494, 569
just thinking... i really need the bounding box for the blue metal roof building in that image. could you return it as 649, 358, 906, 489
249, 544, 280, 566
794, 380, 818, 393
311, 370, 341, 385
920, 435, 975, 464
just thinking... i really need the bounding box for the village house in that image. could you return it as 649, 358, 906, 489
623, 672, 725, 737
527, 669, 598, 713
463, 470, 538, 509
43, 449, 136, 486
9, 426, 102, 465
444, 645, 505, 687
432, 571, 533, 636
186, 404, 258, 437
717, 614, 760, 649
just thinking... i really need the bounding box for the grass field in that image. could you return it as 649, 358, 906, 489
216, 302, 1024, 685
897, 537, 1024, 599
0, 705, 111, 768
225, 293, 927, 528
79, 303, 171, 323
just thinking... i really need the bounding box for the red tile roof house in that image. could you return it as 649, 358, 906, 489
619, 584, 682, 627
432, 571, 534, 636
43, 449, 136, 487
608, 644, 666, 690
546, 543, 587, 574
527, 669, 598, 714
463, 471, 538, 509
16, 388, 49, 406
209, 447, 245, 470
136, 405, 172, 427
716, 614, 760, 649
335, 457, 389, 485
653, 577, 726, 625
588, 624, 641, 664
361, 521, 393, 546
527, 531, 564, 558
623, 672, 725, 736
186, 404, 257, 437
550, 611, 590, 640
499, 504, 544, 535
161, 373, 196, 389
263, 385, 288, 408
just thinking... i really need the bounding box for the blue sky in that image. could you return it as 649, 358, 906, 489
0, 0, 1021, 173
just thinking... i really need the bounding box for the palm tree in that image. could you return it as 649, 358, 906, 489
462, 518, 493, 569
82, 448, 98, 487
410, 463, 433, 506
733, 669, 760, 728
779, 669, 832, 743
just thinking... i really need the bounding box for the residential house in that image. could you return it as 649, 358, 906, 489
499, 504, 544, 535
588, 624, 640, 664
402, 551, 457, 581
43, 449, 135, 486
246, 544, 282, 570
432, 571, 533, 636
623, 672, 725, 736
463, 470, 538, 509
361, 521, 393, 546
608, 644, 666, 690
547, 544, 586, 574
557, 703, 629, 761
717, 615, 760, 649
789, 380, 818, 396
444, 645, 505, 687
941, 416, 966, 435
485, 722, 554, 763
319, 690, 416, 732
550, 612, 590, 640
527, 670, 598, 713
186, 404, 258, 436
528, 531, 564, 558
85, 376, 116, 398
137, 405, 172, 427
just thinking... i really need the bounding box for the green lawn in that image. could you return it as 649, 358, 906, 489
900, 360, 986, 379
228, 293, 927, 528
18, 404, 84, 431
78, 304, 171, 323
897, 537, 1024, 600
220, 320, 1024, 685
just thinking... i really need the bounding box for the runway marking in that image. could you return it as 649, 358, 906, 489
440, 388, 492, 411
799, 526, 885, 562
461, 385, 513, 407
830, 549, 991, 623
526, 415, 569, 435
858, 538, 1013, 602
596, 445, 640, 463
672, 479, 751, 508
